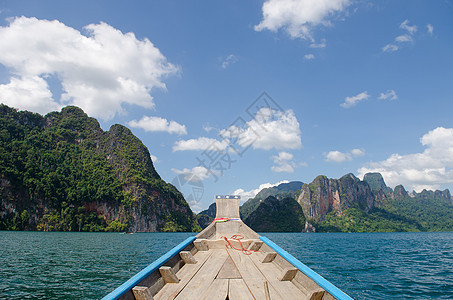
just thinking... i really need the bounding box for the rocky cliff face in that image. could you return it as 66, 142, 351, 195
0, 105, 199, 232
297, 173, 380, 221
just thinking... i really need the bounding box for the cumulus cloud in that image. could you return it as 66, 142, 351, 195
0, 17, 179, 120
175, 108, 302, 153
351, 148, 365, 157
358, 127, 453, 191
341, 91, 370, 108
325, 150, 351, 163
150, 154, 159, 163
221, 108, 302, 150
171, 166, 219, 183
128, 116, 187, 135
378, 89, 398, 101
0, 75, 60, 115
233, 180, 290, 202
173, 137, 229, 152
254, 0, 351, 41
271, 151, 296, 173
221, 54, 238, 69
304, 54, 315, 60
325, 148, 365, 163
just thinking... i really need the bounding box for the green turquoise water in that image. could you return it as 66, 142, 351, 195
1, 231, 452, 299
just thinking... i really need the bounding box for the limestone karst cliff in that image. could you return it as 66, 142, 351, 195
0, 104, 200, 232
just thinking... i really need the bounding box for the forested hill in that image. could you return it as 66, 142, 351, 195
0, 104, 200, 232
197, 174, 453, 232
237, 173, 453, 232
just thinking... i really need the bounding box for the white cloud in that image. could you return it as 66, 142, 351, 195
358, 127, 453, 191
325, 148, 365, 163
382, 44, 399, 52
341, 91, 370, 108
378, 89, 398, 101
221, 54, 238, 69
254, 0, 351, 40
128, 116, 187, 135
173, 108, 302, 153
203, 124, 216, 133
400, 19, 417, 35
271, 151, 296, 173
150, 154, 159, 163
304, 54, 315, 60
171, 166, 219, 182
310, 39, 327, 48
0, 17, 179, 120
325, 150, 351, 162
0, 75, 61, 115
351, 148, 365, 157
395, 34, 413, 43
221, 108, 302, 150
173, 137, 229, 152
233, 180, 290, 202
383, 19, 420, 53
427, 24, 434, 35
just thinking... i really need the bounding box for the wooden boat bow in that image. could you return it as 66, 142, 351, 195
103, 195, 353, 300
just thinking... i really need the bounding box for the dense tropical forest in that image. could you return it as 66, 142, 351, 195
0, 104, 200, 232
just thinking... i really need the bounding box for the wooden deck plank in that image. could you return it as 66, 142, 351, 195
202, 279, 228, 300
227, 249, 284, 300
217, 256, 242, 279
228, 279, 254, 300
174, 249, 228, 300
154, 250, 212, 300
249, 252, 308, 299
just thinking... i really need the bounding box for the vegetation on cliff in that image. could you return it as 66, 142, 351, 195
221, 174, 453, 233
0, 104, 200, 232
244, 196, 305, 232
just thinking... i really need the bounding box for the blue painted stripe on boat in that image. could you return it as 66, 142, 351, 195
102, 236, 197, 300
260, 236, 353, 300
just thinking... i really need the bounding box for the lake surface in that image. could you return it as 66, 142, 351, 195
0, 231, 452, 299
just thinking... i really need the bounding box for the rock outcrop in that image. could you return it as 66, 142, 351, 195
0, 104, 200, 232
297, 173, 377, 221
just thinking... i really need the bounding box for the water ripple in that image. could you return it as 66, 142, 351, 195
1, 231, 452, 299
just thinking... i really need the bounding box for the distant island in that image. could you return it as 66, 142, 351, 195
0, 104, 200, 232
198, 174, 453, 232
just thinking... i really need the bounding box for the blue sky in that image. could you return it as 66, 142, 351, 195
1, 0, 452, 212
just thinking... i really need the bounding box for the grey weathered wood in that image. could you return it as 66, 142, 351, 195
261, 252, 277, 263
154, 251, 212, 300
248, 241, 263, 251
217, 256, 241, 279
264, 281, 271, 300
227, 249, 283, 300
202, 279, 229, 300
215, 197, 240, 218
180, 251, 197, 264
309, 289, 326, 300
248, 251, 306, 299
193, 240, 209, 251
196, 221, 216, 239
159, 266, 179, 283
278, 267, 298, 281
132, 285, 154, 300
174, 249, 228, 300
320, 291, 335, 300
228, 279, 255, 300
